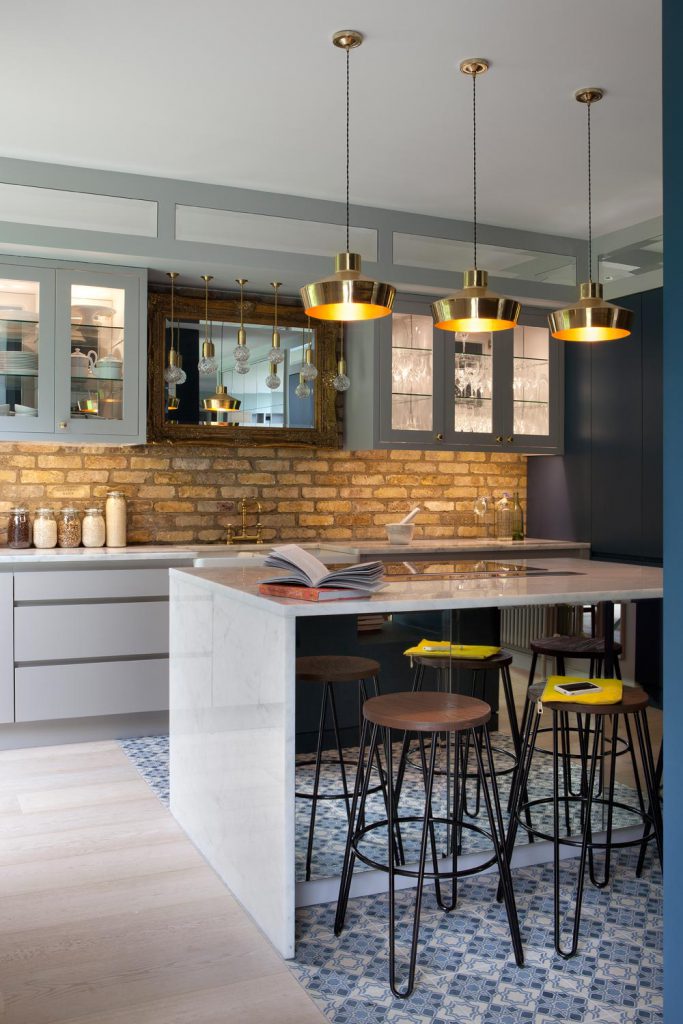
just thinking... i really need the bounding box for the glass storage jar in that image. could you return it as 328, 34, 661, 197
7, 507, 30, 548
57, 508, 82, 548
32, 508, 57, 549
105, 491, 127, 547
82, 507, 106, 548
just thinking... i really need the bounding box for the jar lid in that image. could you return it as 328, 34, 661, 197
106, 491, 125, 498
84, 507, 103, 514
60, 507, 81, 515
35, 507, 55, 515
9, 506, 28, 514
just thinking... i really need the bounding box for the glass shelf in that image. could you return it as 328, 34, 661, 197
71, 323, 123, 332
392, 391, 432, 399
70, 374, 123, 383
455, 395, 492, 403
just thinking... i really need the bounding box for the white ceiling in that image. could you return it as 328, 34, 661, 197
4, 0, 661, 239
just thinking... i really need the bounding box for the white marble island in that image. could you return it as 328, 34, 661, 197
169, 558, 662, 958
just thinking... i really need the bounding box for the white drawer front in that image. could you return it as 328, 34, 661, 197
15, 601, 169, 662
15, 658, 168, 722
14, 568, 171, 602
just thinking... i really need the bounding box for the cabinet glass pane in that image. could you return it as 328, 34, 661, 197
70, 285, 125, 422
0, 277, 40, 420
513, 325, 550, 436
391, 313, 433, 431
454, 335, 492, 433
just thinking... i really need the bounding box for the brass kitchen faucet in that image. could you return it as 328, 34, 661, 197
227, 497, 263, 544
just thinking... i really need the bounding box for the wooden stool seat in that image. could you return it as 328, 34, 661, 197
296, 655, 381, 683
543, 683, 648, 716
363, 691, 491, 733
411, 649, 513, 672
530, 635, 623, 658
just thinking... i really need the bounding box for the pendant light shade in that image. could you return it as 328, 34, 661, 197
432, 268, 520, 333
300, 31, 395, 322
432, 59, 520, 334
549, 281, 631, 342
549, 89, 631, 343
301, 252, 396, 322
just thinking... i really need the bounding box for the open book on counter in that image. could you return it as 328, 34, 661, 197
258, 544, 386, 601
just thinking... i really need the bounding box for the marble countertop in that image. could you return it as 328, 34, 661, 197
171, 557, 663, 618
0, 536, 588, 565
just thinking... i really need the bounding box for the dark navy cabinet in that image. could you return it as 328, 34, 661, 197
528, 287, 662, 564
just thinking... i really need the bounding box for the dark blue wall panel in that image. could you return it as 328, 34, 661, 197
663, 0, 682, 1017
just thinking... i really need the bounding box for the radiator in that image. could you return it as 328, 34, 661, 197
500, 604, 586, 651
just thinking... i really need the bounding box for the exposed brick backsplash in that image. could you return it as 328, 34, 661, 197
0, 443, 526, 545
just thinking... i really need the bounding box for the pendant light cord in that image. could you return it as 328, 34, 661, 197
346, 46, 350, 253
587, 99, 593, 281
472, 70, 478, 271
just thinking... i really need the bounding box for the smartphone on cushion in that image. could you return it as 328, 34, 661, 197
553, 680, 603, 696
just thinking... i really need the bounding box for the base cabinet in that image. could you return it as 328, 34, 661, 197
6, 564, 176, 727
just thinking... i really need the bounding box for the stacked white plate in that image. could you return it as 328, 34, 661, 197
0, 350, 38, 376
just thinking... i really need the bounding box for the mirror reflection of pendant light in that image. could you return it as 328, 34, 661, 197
332, 323, 351, 391
432, 59, 520, 333
175, 351, 187, 386
265, 362, 281, 390
300, 30, 395, 322
233, 278, 250, 367
202, 307, 241, 415
198, 275, 218, 375
163, 272, 183, 384
295, 372, 311, 399
549, 89, 632, 342
301, 318, 318, 382
269, 282, 285, 364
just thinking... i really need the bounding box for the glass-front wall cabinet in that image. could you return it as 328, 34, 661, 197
376, 299, 563, 453
0, 259, 145, 443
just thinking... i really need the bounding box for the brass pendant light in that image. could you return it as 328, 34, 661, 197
432, 59, 520, 333
300, 30, 395, 322
549, 89, 632, 342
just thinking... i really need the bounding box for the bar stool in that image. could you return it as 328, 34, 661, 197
295, 655, 384, 881
505, 681, 662, 959
335, 691, 524, 998
519, 635, 626, 797
396, 650, 522, 823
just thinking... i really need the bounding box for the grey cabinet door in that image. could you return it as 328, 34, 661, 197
54, 267, 144, 441
377, 298, 445, 448
496, 309, 565, 456
0, 262, 56, 437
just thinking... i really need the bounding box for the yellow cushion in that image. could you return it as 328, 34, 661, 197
403, 639, 501, 660
541, 675, 623, 705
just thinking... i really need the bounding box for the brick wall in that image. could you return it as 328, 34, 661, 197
0, 443, 527, 544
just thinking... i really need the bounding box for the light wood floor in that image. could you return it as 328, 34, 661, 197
0, 740, 326, 1024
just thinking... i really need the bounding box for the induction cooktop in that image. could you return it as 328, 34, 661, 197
378, 560, 583, 581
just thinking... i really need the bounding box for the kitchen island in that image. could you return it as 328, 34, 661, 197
168, 557, 662, 958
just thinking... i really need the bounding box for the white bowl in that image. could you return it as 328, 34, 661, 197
386, 523, 415, 544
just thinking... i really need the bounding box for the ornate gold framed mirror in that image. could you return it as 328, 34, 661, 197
147, 285, 340, 447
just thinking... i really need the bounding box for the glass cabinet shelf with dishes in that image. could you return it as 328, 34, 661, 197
0, 258, 145, 444
344, 298, 563, 454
